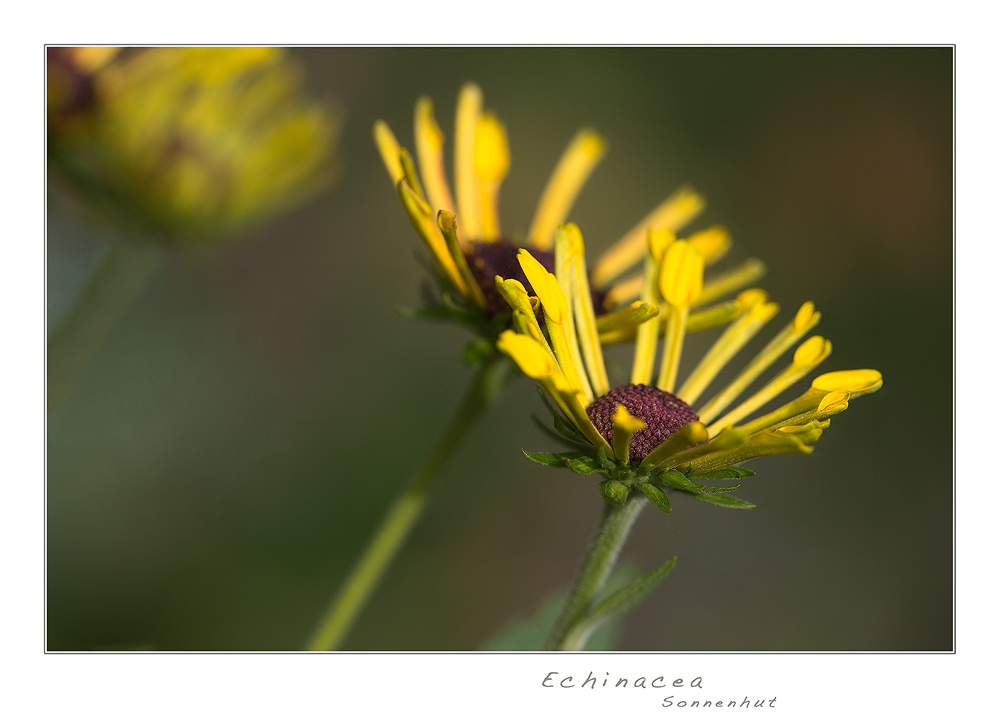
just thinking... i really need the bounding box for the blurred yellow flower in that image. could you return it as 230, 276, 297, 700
373, 83, 760, 327
48, 47, 341, 239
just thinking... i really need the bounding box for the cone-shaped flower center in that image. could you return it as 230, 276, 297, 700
586, 383, 699, 463
465, 240, 607, 316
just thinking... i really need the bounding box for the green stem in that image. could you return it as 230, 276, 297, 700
306, 353, 513, 651
545, 496, 646, 651
48, 241, 163, 410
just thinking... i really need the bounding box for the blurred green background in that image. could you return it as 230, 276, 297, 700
47, 48, 952, 651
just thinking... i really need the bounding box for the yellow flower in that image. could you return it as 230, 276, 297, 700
498, 225, 881, 509
48, 47, 341, 238
373, 83, 762, 335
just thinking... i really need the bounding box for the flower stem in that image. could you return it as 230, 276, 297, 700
545, 496, 646, 650
306, 352, 513, 651
48, 241, 163, 410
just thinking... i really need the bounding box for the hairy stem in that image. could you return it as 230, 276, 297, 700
545, 497, 646, 650
306, 353, 513, 651
48, 241, 163, 410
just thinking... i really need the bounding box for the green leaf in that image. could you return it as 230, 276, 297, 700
692, 492, 756, 509
693, 466, 756, 479
562, 558, 678, 650
480, 565, 640, 651
567, 456, 604, 475
637, 482, 672, 513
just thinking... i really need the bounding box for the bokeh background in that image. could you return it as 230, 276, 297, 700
47, 47, 952, 651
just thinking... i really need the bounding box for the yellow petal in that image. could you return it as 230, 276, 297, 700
414, 96, 457, 227
676, 299, 779, 405
527, 129, 607, 250
640, 421, 709, 467
372, 120, 404, 183
474, 112, 510, 184
695, 258, 767, 306
794, 335, 832, 366
437, 211, 487, 310
658, 241, 705, 308
454, 83, 483, 240
517, 248, 568, 324
612, 404, 647, 464
697, 301, 821, 423
590, 187, 705, 288
688, 225, 731, 265
706, 337, 833, 436
496, 330, 555, 379
812, 369, 883, 396
562, 224, 610, 396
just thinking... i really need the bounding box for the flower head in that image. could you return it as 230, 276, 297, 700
373, 83, 749, 362
48, 47, 341, 239
498, 224, 882, 512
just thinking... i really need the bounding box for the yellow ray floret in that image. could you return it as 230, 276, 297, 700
414, 97, 457, 231
396, 179, 468, 297
676, 299, 780, 406
497, 331, 612, 455
528, 129, 607, 250
736, 369, 882, 434
630, 228, 674, 385
640, 422, 709, 467
706, 335, 833, 436
437, 211, 487, 309
612, 404, 647, 464
561, 224, 610, 397
454, 82, 483, 240
474, 112, 510, 240
697, 301, 821, 422
373, 120, 404, 184
518, 248, 591, 403
656, 240, 705, 392
495, 276, 554, 359
646, 426, 747, 471
595, 301, 659, 334
599, 288, 764, 345
590, 187, 705, 288
554, 226, 594, 403
688, 225, 731, 265
696, 258, 768, 307
685, 429, 817, 473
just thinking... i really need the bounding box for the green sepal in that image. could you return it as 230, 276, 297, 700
523, 450, 569, 467
600, 480, 629, 506
535, 386, 589, 446
691, 492, 756, 509
652, 468, 742, 494
692, 466, 755, 479
561, 557, 678, 650
637, 481, 672, 513
553, 414, 590, 446
462, 336, 495, 366
568, 456, 604, 475
530, 414, 585, 449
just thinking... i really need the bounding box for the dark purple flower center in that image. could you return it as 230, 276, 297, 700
586, 383, 699, 463
463, 239, 608, 316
